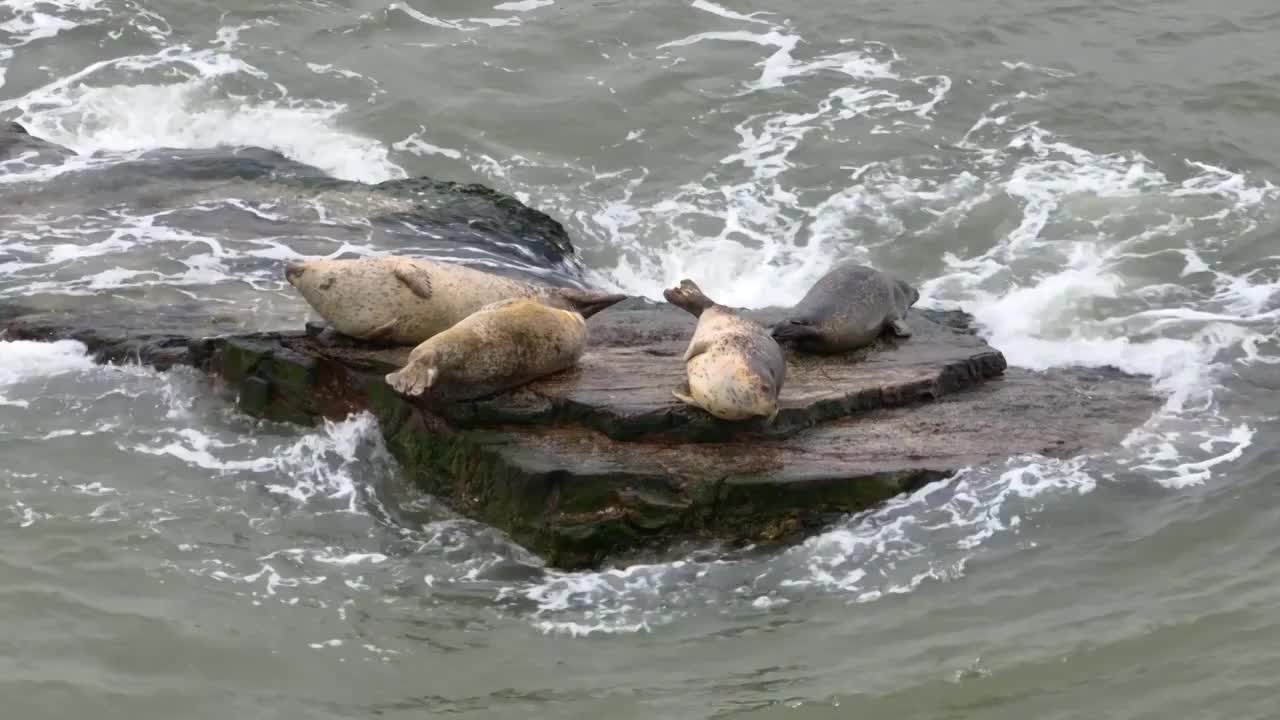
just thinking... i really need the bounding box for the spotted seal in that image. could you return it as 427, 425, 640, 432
664, 279, 785, 422
285, 255, 565, 345
384, 290, 625, 400
771, 262, 919, 353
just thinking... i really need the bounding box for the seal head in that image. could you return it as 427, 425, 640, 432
665, 279, 785, 422
385, 290, 625, 400
771, 261, 918, 354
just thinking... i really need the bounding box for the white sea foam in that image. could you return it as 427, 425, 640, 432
455, 6, 1280, 633
8, 79, 401, 183
0, 339, 95, 387
126, 411, 385, 514
393, 126, 464, 160
506, 453, 1117, 636
0, 210, 247, 298
493, 0, 553, 11
0, 0, 110, 88
691, 0, 774, 25
264, 413, 384, 512
389, 2, 464, 30
0, 339, 96, 408
1, 32, 402, 183
532, 11, 950, 309
389, 3, 521, 32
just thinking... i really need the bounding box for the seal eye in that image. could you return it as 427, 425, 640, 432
319, 275, 336, 290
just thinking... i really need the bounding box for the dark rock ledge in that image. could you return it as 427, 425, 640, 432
2, 300, 1158, 569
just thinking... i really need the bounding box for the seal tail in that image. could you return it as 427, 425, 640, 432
663, 279, 717, 317
770, 320, 822, 344
671, 382, 698, 408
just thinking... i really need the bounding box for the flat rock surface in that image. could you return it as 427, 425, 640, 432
295, 299, 1009, 441
1, 298, 1160, 568
0, 297, 1153, 468
486, 365, 1152, 482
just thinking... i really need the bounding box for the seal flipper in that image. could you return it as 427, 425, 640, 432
392, 263, 434, 300
770, 319, 823, 344
475, 298, 522, 314
682, 337, 710, 363
671, 382, 697, 407
359, 316, 402, 342
386, 365, 438, 397
888, 318, 912, 338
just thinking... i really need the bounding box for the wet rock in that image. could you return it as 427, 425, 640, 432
2, 301, 1158, 569
0, 121, 77, 165
0, 127, 580, 282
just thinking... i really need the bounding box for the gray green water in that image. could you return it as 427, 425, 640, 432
3, 1, 1280, 718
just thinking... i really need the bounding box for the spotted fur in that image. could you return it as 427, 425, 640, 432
385, 295, 624, 400
285, 256, 538, 345
665, 279, 785, 422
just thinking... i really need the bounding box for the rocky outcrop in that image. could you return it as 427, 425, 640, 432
0, 123, 580, 282
1, 122, 77, 165
2, 299, 1158, 569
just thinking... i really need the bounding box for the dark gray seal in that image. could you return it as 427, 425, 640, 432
771, 262, 919, 353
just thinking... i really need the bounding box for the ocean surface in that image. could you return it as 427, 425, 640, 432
3, 1, 1280, 718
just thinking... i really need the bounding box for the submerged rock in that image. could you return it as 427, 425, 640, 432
0, 126, 581, 284
0, 122, 76, 166
3, 299, 1158, 569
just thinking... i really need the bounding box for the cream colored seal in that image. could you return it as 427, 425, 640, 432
771, 261, 919, 353
285, 256, 545, 345
664, 279, 785, 422
384, 290, 625, 400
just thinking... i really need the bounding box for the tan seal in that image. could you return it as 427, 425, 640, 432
771, 261, 919, 353
285, 256, 546, 345
664, 279, 786, 422
385, 290, 625, 400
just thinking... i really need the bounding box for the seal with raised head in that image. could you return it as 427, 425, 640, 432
771, 262, 919, 354
285, 255, 550, 345
664, 279, 785, 422
385, 289, 625, 401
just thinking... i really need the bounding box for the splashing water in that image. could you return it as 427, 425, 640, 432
0, 0, 1276, 644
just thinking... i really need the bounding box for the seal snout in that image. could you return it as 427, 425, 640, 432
770, 319, 821, 345
663, 278, 716, 317
285, 261, 306, 286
